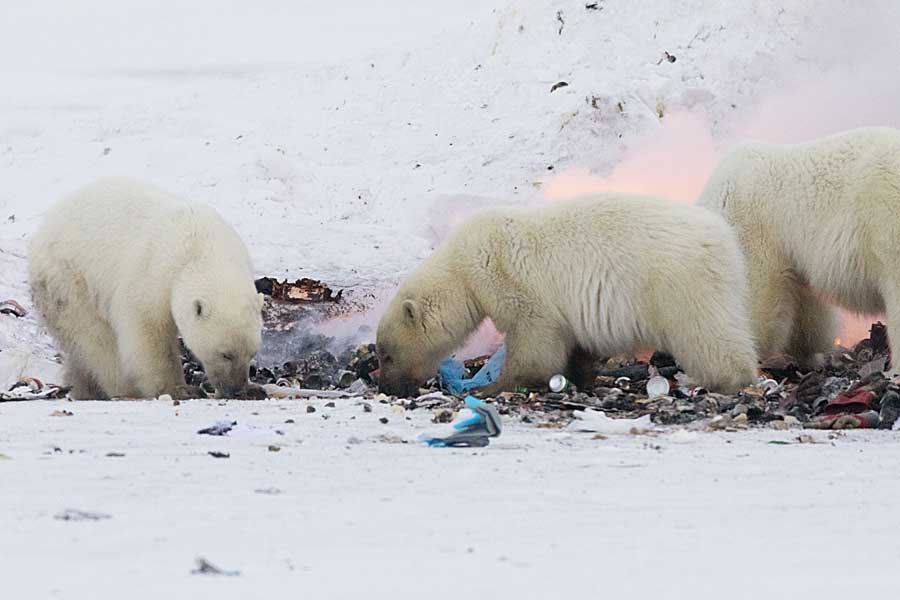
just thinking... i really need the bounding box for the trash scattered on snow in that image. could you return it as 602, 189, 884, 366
1, 378, 67, 402
197, 421, 237, 436
254, 277, 342, 303
55, 509, 111, 521
178, 306, 898, 434
50, 409, 73, 417
567, 410, 653, 434
420, 396, 502, 447
191, 557, 240, 576
0, 299, 27, 317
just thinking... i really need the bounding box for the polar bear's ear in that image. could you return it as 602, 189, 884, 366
402, 299, 419, 324
194, 299, 208, 319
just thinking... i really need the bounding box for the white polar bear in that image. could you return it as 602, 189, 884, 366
28, 177, 265, 399
697, 127, 900, 369
376, 193, 759, 396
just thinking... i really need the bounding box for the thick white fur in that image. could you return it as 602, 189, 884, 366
376, 193, 758, 394
697, 127, 900, 369
29, 177, 263, 399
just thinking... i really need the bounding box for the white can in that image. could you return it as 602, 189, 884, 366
549, 374, 568, 393
646, 375, 670, 397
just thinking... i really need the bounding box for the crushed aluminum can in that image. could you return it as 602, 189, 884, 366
0, 299, 27, 318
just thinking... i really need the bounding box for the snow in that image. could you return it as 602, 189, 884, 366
3, 1, 900, 596
3, 398, 900, 599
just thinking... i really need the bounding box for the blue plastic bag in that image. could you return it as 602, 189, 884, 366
420, 395, 503, 447
438, 344, 506, 395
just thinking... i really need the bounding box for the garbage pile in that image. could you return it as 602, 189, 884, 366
5, 268, 899, 433
226, 320, 899, 432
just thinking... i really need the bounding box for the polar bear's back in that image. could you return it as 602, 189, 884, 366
29, 177, 251, 316
449, 194, 746, 353
455, 194, 740, 280
699, 127, 900, 220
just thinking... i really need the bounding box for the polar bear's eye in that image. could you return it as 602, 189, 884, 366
221, 352, 235, 362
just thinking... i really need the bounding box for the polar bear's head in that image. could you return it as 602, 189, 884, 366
173, 277, 264, 398
376, 295, 458, 397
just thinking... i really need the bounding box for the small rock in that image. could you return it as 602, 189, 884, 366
55, 508, 111, 521
306, 405, 316, 413
267, 445, 281, 452
192, 557, 240, 577
197, 421, 236, 436
432, 409, 455, 423
379, 417, 389, 424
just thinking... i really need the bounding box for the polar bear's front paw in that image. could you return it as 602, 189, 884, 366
231, 383, 268, 400
171, 384, 208, 400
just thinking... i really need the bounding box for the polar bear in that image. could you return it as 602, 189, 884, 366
697, 127, 900, 370
376, 193, 759, 396
29, 177, 265, 399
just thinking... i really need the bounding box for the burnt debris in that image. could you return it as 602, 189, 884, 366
255, 277, 343, 303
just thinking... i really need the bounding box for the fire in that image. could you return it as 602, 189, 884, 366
834, 338, 842, 347
839, 311, 881, 347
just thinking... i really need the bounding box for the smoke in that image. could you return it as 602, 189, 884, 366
544, 2, 900, 345
544, 111, 717, 203
307, 2, 900, 357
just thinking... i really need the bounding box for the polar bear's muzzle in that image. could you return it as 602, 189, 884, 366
207, 365, 253, 399
378, 378, 422, 398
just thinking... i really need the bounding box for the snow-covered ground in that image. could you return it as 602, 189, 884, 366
2, 398, 900, 599
4, 2, 900, 597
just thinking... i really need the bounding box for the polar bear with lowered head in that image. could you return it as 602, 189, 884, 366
697, 127, 900, 370
376, 193, 759, 396
29, 177, 265, 399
